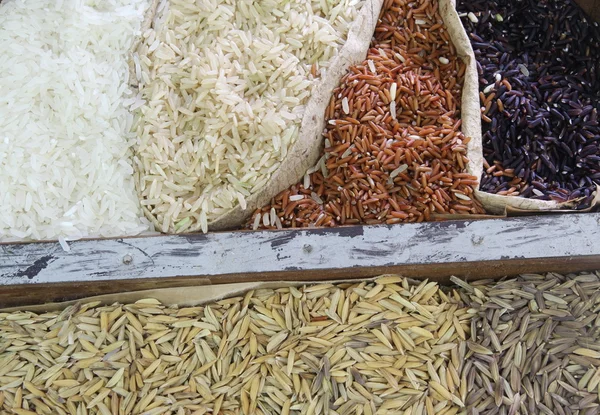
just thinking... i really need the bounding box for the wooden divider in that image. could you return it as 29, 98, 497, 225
2, 213, 600, 307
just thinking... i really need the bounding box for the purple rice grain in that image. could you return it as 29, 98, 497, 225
458, 0, 600, 207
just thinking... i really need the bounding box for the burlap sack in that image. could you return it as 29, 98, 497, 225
208, 0, 385, 230
439, 0, 484, 200
135, 0, 578, 227
212, 0, 516, 227
0, 279, 376, 312
131, 0, 384, 231
226, 0, 567, 224
577, 0, 600, 21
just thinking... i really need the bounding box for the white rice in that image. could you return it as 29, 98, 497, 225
58, 236, 71, 252
342, 97, 350, 114
0, 0, 152, 241
133, 0, 364, 233
368, 59, 377, 73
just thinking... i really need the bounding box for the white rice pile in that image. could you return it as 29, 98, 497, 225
0, 0, 152, 242
134, 0, 364, 233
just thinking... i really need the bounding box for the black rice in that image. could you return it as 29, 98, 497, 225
458, 0, 600, 207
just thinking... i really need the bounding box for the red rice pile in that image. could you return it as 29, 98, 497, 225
247, 0, 485, 230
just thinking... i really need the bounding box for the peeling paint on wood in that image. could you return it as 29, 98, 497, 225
1, 214, 599, 288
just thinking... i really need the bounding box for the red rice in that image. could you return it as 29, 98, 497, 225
247, 0, 485, 230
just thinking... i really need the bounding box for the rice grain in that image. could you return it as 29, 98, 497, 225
134, 0, 365, 233
457, 272, 600, 415
0, 0, 152, 241
0, 276, 472, 415
247, 0, 485, 229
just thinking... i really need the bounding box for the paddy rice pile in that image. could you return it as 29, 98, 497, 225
2, 272, 599, 414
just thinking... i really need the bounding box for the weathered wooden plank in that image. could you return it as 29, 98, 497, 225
1, 213, 599, 298
3, 255, 600, 308
1, 214, 598, 285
